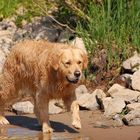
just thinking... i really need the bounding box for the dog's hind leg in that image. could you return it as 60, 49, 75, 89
0, 79, 17, 125
0, 92, 9, 125
0, 105, 9, 125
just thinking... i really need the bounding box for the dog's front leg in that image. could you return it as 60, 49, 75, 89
71, 100, 81, 129
63, 94, 81, 129
34, 92, 53, 133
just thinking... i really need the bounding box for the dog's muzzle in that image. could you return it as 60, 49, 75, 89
66, 76, 79, 84
66, 70, 81, 84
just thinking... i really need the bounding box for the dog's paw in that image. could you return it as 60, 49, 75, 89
42, 123, 53, 133
72, 120, 81, 129
0, 116, 9, 125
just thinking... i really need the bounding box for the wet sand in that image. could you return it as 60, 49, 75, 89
0, 111, 140, 140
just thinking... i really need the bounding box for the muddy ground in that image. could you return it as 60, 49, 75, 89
0, 110, 140, 140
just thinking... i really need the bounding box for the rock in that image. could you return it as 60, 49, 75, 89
127, 103, 140, 111
12, 100, 65, 115
76, 89, 106, 110
77, 93, 99, 110
102, 97, 112, 111
108, 84, 140, 103
120, 74, 133, 89
122, 52, 140, 72
121, 74, 132, 82
49, 100, 65, 115
0, 16, 75, 57
54, 99, 65, 109
13, 16, 74, 43
0, 37, 13, 55
108, 84, 125, 94
70, 37, 87, 53
132, 70, 140, 91
102, 97, 126, 118
12, 101, 34, 114
123, 109, 140, 126
0, 20, 17, 56
94, 89, 106, 110
137, 96, 140, 102
0, 49, 6, 74
35, 28, 60, 41
113, 114, 124, 126
95, 89, 106, 100
75, 85, 88, 99
57, 29, 74, 43
0, 20, 17, 32
16, 17, 60, 42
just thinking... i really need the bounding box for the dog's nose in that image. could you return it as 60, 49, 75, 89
74, 70, 81, 78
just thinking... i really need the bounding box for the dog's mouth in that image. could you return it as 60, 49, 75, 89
66, 76, 79, 84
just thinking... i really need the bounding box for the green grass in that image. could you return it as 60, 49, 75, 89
76, 0, 140, 70
0, 0, 45, 25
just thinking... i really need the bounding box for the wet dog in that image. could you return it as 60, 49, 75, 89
0, 40, 88, 133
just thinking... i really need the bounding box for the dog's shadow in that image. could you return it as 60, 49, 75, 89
6, 115, 78, 133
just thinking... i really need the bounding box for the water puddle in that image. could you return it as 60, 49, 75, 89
0, 127, 90, 140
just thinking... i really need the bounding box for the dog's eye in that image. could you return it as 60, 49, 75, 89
77, 61, 82, 65
65, 61, 71, 65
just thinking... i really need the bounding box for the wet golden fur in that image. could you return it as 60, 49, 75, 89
0, 40, 88, 133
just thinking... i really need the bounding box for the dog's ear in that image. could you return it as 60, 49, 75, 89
51, 50, 63, 70
81, 50, 88, 69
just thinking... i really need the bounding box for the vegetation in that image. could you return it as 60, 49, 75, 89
0, 0, 45, 26
55, 0, 140, 69
77, 0, 140, 67
0, 0, 140, 77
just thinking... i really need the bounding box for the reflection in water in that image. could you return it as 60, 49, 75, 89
0, 127, 90, 140
38, 133, 90, 140
38, 133, 52, 140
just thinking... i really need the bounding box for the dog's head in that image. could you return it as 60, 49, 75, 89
51, 47, 88, 84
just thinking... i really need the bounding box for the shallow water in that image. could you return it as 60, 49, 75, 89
0, 127, 90, 140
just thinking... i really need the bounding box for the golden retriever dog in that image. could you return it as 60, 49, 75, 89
0, 40, 88, 133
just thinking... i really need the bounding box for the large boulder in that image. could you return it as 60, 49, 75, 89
131, 70, 140, 91
77, 93, 99, 110
122, 52, 140, 72
77, 89, 106, 110
108, 84, 140, 103
102, 97, 126, 118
